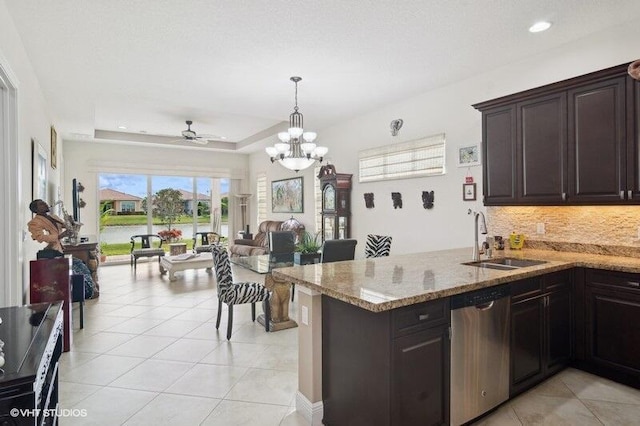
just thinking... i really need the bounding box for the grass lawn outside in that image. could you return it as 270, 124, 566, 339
101, 237, 229, 256
104, 214, 228, 226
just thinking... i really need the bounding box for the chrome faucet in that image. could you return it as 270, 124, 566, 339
469, 209, 488, 262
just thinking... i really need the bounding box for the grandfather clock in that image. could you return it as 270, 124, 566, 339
319, 165, 352, 241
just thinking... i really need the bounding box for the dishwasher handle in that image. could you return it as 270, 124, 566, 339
475, 301, 494, 310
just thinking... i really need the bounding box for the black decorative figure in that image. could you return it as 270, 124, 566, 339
422, 191, 434, 209
391, 192, 403, 209
364, 193, 375, 208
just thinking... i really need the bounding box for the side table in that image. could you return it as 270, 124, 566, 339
169, 243, 187, 256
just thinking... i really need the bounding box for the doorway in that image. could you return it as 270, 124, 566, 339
0, 63, 19, 306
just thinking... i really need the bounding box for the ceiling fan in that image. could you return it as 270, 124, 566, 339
173, 120, 216, 145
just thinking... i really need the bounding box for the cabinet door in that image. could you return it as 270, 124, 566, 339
568, 77, 626, 203
510, 296, 544, 395
627, 79, 640, 201
546, 289, 573, 372
483, 105, 517, 205
392, 326, 449, 426
517, 93, 568, 203
585, 285, 640, 376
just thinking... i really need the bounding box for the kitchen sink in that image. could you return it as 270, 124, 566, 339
462, 257, 548, 270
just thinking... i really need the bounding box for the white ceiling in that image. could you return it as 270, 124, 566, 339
6, 0, 640, 152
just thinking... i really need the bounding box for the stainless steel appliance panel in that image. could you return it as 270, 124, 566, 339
450, 294, 510, 425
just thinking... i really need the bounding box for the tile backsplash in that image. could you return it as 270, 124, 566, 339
487, 206, 640, 248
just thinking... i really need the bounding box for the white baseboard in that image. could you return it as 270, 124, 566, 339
295, 391, 324, 426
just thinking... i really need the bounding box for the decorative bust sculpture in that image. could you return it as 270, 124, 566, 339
629, 59, 640, 81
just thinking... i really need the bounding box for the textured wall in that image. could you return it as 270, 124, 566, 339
487, 206, 640, 248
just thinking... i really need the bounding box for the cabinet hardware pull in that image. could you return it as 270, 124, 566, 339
562, 193, 567, 201
629, 190, 633, 199
626, 281, 640, 288
620, 191, 625, 200
476, 301, 494, 310
418, 314, 430, 321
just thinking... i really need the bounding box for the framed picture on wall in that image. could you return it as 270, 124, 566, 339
32, 138, 48, 201
50, 126, 57, 169
271, 177, 304, 213
457, 143, 481, 167
463, 183, 476, 201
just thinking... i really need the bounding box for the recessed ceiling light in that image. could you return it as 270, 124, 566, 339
529, 21, 552, 33
220, 136, 227, 140
118, 125, 127, 130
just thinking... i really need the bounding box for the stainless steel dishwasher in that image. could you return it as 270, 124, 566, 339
450, 285, 510, 426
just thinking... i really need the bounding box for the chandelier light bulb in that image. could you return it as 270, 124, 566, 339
300, 142, 317, 155
278, 132, 291, 143
289, 127, 304, 138
275, 142, 290, 153
314, 146, 329, 157
303, 132, 317, 143
265, 147, 278, 157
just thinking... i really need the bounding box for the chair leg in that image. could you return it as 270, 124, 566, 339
291, 283, 295, 302
251, 302, 256, 321
216, 299, 222, 329
226, 305, 234, 340
263, 298, 271, 332
79, 301, 84, 329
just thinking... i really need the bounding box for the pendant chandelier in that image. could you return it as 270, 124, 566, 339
265, 76, 328, 172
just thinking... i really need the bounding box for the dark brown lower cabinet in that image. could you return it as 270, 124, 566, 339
510, 272, 573, 396
581, 269, 640, 388
322, 295, 449, 426
392, 327, 449, 426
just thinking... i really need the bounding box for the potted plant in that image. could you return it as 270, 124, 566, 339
158, 228, 182, 243
294, 231, 323, 265
99, 242, 108, 263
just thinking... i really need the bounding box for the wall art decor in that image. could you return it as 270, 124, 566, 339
422, 191, 434, 209
271, 176, 304, 213
390, 118, 403, 136
463, 183, 477, 201
457, 143, 480, 167
32, 138, 47, 201
364, 193, 375, 208
50, 126, 57, 169
391, 192, 403, 209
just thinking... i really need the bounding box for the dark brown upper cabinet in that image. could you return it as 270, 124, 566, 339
474, 63, 639, 206
518, 93, 568, 204
482, 105, 517, 204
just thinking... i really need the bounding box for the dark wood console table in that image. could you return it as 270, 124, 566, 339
63, 236, 99, 290
30, 258, 73, 352
0, 303, 63, 425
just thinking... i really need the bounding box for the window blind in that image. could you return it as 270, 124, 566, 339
256, 174, 267, 226
358, 133, 446, 182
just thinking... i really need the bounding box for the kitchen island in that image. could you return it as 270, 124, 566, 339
273, 247, 640, 425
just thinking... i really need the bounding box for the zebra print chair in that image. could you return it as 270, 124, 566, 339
364, 234, 393, 258
211, 244, 271, 340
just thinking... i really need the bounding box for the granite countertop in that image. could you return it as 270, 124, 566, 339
271, 247, 640, 312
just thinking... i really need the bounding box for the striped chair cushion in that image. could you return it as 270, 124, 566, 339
211, 244, 270, 304
364, 234, 392, 258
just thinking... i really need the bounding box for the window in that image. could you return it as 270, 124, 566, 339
256, 173, 267, 226
121, 201, 135, 212
358, 133, 446, 182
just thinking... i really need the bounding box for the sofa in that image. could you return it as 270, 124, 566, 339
229, 218, 305, 257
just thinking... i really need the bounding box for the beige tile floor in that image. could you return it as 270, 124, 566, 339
60, 260, 640, 425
